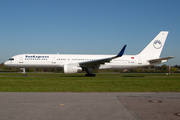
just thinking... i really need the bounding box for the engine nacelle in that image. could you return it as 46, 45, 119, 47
63, 63, 82, 74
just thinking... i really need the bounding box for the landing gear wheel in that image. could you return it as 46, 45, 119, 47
85, 74, 96, 77
92, 74, 96, 77
23, 74, 27, 77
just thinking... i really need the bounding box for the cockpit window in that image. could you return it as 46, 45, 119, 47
9, 58, 14, 61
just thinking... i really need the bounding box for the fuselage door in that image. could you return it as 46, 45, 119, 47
52, 56, 56, 64
138, 58, 142, 64
19, 56, 24, 63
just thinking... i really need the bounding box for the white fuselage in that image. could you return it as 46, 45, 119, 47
4, 54, 151, 70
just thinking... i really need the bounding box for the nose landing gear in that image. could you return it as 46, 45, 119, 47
21, 68, 27, 77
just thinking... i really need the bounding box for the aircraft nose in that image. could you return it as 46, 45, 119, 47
4, 61, 9, 66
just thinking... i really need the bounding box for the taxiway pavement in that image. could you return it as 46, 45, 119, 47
0, 92, 180, 120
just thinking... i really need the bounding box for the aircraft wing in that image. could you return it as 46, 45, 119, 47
148, 56, 175, 64
79, 45, 126, 68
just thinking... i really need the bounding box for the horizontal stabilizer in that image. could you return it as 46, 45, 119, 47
148, 56, 175, 63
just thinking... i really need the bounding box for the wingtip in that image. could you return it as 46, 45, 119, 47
117, 45, 127, 57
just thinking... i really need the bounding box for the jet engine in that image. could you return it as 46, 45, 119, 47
63, 63, 82, 74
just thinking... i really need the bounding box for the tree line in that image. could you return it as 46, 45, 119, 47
0, 63, 180, 73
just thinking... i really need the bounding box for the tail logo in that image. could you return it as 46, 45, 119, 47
153, 40, 162, 49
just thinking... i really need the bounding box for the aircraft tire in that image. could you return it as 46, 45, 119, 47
23, 74, 27, 77
85, 74, 96, 77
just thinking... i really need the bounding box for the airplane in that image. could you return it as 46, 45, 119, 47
4, 31, 174, 77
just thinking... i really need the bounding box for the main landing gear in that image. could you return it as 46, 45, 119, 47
85, 68, 96, 77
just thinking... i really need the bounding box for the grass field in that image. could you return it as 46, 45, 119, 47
0, 72, 180, 92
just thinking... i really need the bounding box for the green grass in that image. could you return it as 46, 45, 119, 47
0, 73, 180, 92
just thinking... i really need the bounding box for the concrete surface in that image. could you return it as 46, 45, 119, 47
0, 92, 180, 120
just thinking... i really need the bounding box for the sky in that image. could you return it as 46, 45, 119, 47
0, 0, 180, 65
